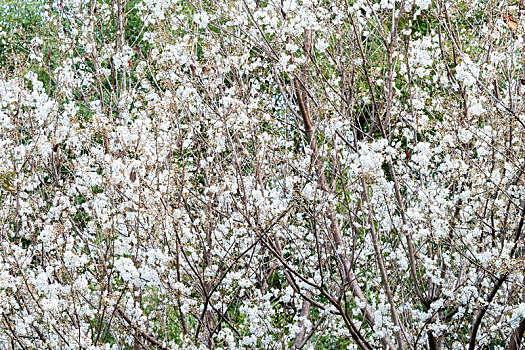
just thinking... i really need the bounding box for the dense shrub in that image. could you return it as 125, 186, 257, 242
0, 0, 524, 349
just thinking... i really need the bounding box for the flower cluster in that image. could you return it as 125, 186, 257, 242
0, 0, 524, 349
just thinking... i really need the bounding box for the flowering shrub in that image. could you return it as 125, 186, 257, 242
0, 0, 524, 349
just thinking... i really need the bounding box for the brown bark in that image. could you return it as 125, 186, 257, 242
507, 318, 525, 350
291, 28, 396, 350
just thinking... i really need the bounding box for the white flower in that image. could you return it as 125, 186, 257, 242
415, 0, 432, 10
456, 56, 479, 87
194, 11, 210, 28
510, 304, 525, 328
114, 257, 140, 285
301, 183, 316, 200
316, 38, 329, 52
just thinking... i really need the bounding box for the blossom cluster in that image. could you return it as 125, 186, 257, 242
0, 0, 524, 349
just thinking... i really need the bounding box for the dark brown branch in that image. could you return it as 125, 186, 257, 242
117, 308, 168, 350
507, 317, 525, 350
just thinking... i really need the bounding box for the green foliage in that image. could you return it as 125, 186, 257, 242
0, 171, 15, 192
0, 0, 45, 69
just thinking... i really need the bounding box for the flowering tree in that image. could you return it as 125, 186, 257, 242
0, 0, 524, 349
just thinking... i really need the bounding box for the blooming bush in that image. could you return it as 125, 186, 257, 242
0, 0, 524, 349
